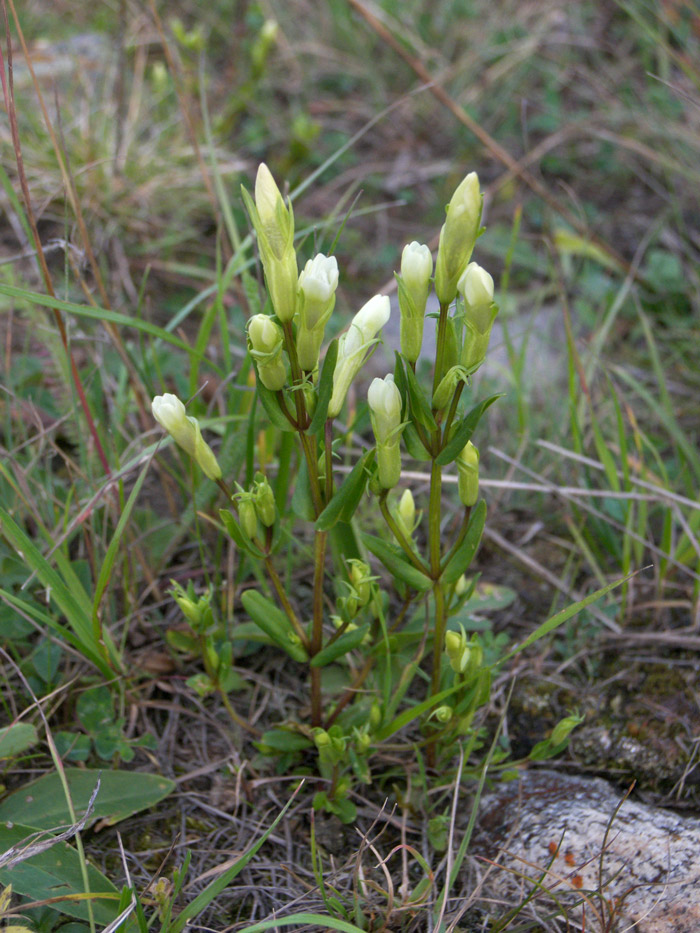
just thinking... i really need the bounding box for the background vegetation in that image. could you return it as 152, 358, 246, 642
1, 0, 699, 930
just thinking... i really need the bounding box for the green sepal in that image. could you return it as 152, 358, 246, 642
219, 509, 265, 558
308, 338, 338, 434
362, 533, 432, 591
315, 449, 375, 531
402, 354, 438, 431
436, 394, 503, 465
442, 499, 486, 583
240, 590, 308, 662
310, 623, 370, 668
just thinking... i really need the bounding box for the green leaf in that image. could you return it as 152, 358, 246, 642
93, 461, 150, 632
403, 423, 432, 461
0, 823, 123, 926
76, 686, 114, 733
442, 500, 487, 583
0, 723, 38, 758
255, 373, 296, 432
499, 572, 632, 665
0, 769, 175, 829
236, 914, 367, 933
402, 356, 437, 432
240, 590, 308, 662
375, 682, 462, 741
169, 789, 299, 933
310, 624, 370, 667
308, 339, 338, 435
290, 454, 316, 521
0, 508, 113, 677
362, 533, 432, 591
259, 729, 313, 753
436, 394, 503, 465
315, 450, 373, 531
219, 509, 264, 558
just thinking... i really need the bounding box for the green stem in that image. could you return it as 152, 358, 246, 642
264, 556, 310, 651
432, 301, 451, 396
310, 529, 328, 728
324, 418, 333, 499
442, 380, 465, 437
427, 453, 446, 769
282, 320, 309, 429
440, 505, 472, 574
378, 494, 430, 574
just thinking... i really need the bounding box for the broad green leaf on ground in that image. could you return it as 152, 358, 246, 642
0, 823, 123, 926
0, 769, 174, 829
0, 723, 38, 758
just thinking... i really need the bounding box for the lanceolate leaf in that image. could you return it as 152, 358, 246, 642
362, 533, 432, 591
442, 500, 487, 583
308, 338, 338, 435
436, 394, 503, 465
403, 355, 438, 432
315, 450, 374, 531
310, 624, 370, 667
240, 590, 308, 662
254, 365, 296, 432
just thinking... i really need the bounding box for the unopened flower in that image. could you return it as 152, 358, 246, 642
456, 441, 479, 507
241, 164, 298, 321
327, 295, 391, 418
296, 253, 339, 370
368, 375, 404, 489
247, 314, 287, 391
434, 172, 482, 306
152, 393, 222, 481
398, 241, 433, 363
458, 262, 498, 374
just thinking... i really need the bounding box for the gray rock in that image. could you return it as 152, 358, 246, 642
477, 769, 700, 932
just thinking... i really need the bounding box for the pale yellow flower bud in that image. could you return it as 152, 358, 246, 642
398, 241, 433, 362
327, 295, 391, 418
458, 262, 498, 374
434, 172, 482, 305
296, 253, 339, 370
247, 314, 287, 391
368, 374, 403, 489
152, 393, 222, 481
456, 441, 479, 507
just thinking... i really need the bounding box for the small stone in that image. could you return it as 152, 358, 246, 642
477, 769, 700, 932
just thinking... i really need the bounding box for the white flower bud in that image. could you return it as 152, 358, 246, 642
398, 241, 433, 362
152, 393, 222, 481
296, 253, 339, 370
401, 241, 433, 295
397, 489, 415, 533
298, 254, 339, 325
247, 314, 287, 391
367, 376, 402, 446
458, 262, 498, 374
327, 295, 391, 418
434, 172, 482, 306
456, 441, 479, 507
459, 262, 494, 308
